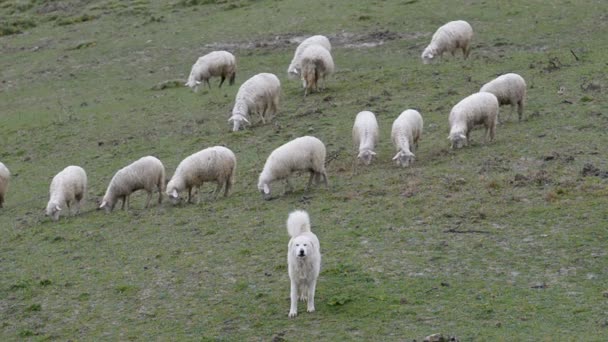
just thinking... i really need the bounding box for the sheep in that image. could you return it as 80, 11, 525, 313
258, 136, 328, 200
287, 35, 332, 80
166, 146, 236, 204
300, 44, 334, 96
448, 92, 499, 149
421, 20, 473, 64
352, 111, 379, 165
99, 156, 165, 212
228, 73, 281, 132
391, 109, 423, 167
185, 51, 236, 92
45, 166, 87, 221
480, 73, 527, 121
0, 161, 9, 208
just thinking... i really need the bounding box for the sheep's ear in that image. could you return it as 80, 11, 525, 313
459, 133, 466, 140
392, 152, 400, 161
263, 183, 270, 195
370, 151, 376, 156
55, 205, 62, 212
242, 116, 250, 124
447, 135, 451, 140
195, 81, 201, 85
428, 53, 434, 59
170, 189, 178, 198
99, 201, 107, 209
228, 117, 234, 122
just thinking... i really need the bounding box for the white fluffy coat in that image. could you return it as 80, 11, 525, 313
229, 73, 281, 131
287, 210, 321, 318
480, 73, 527, 121
166, 146, 236, 203
421, 20, 473, 64
352, 111, 379, 165
46, 166, 87, 221
100, 156, 165, 212
0, 162, 9, 208
300, 44, 334, 96
258, 136, 328, 200
448, 92, 499, 149
391, 110, 423, 167
287, 35, 331, 79
185, 51, 236, 92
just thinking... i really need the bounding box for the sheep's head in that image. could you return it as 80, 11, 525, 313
357, 150, 376, 165
99, 198, 114, 213
228, 114, 249, 132
392, 150, 415, 168
421, 47, 435, 64
449, 133, 467, 149
45, 202, 61, 221
287, 67, 300, 80
166, 187, 181, 204
257, 181, 272, 201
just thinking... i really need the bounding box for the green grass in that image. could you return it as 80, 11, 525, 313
1, 0, 607, 340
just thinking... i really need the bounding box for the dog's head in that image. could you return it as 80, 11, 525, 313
290, 235, 316, 259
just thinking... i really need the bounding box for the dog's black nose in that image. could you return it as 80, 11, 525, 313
298, 251, 305, 257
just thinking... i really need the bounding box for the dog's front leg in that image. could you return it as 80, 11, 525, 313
307, 280, 316, 313
289, 279, 298, 317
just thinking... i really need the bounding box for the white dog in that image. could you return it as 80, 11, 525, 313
287, 210, 321, 318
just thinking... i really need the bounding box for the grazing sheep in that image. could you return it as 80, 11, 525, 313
45, 166, 87, 221
100, 156, 165, 212
300, 44, 335, 96
448, 92, 499, 149
480, 73, 527, 121
421, 20, 473, 64
185, 51, 236, 92
258, 136, 328, 200
391, 109, 423, 167
228, 73, 281, 131
0, 162, 9, 208
166, 146, 236, 204
287, 35, 331, 80
352, 111, 379, 165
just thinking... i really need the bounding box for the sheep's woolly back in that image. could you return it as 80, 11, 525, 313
287, 210, 312, 237
449, 92, 499, 138
258, 136, 327, 189
391, 110, 423, 155
230, 73, 281, 130
0, 162, 10, 207
480, 73, 526, 106
185, 51, 236, 89
287, 35, 331, 79
422, 20, 473, 62
102, 156, 165, 205
300, 44, 334, 94
352, 111, 379, 151
166, 146, 237, 194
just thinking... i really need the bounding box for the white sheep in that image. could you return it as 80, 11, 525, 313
480, 73, 527, 121
228, 73, 281, 131
352, 111, 379, 165
421, 20, 473, 64
100, 156, 165, 212
287, 35, 332, 80
391, 109, 423, 167
258, 136, 328, 200
448, 92, 499, 149
166, 146, 236, 203
0, 161, 9, 208
45, 165, 87, 221
300, 44, 334, 96
185, 50, 236, 92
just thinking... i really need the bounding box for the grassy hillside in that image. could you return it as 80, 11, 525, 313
1, 0, 607, 340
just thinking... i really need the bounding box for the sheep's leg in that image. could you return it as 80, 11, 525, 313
284, 178, 294, 193
224, 180, 232, 197
464, 43, 471, 59
205, 79, 211, 89
196, 185, 201, 204
187, 188, 193, 203
214, 181, 223, 198
219, 75, 226, 88
306, 171, 315, 190
157, 184, 163, 204
121, 196, 126, 210
144, 191, 152, 208
517, 100, 524, 121
229, 72, 235, 86
321, 171, 329, 188
489, 121, 496, 142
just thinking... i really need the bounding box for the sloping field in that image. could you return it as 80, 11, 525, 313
1, 0, 607, 340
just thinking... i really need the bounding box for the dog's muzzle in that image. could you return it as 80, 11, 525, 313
297, 249, 306, 257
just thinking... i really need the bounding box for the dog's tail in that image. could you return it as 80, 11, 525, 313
287, 210, 311, 237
